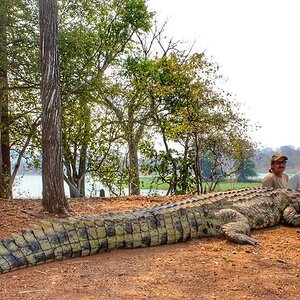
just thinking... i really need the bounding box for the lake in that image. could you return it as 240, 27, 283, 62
13, 173, 295, 199
12, 175, 165, 199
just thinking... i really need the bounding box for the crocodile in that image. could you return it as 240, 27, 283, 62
1, 187, 300, 274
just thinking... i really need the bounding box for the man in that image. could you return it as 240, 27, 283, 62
262, 153, 289, 188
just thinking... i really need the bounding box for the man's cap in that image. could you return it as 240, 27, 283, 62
271, 153, 288, 162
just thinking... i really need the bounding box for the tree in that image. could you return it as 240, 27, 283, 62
2, 0, 153, 199
0, 0, 41, 199
236, 157, 257, 182
58, 0, 153, 197
39, 0, 68, 213
2, 0, 258, 200
99, 25, 182, 196
138, 52, 257, 194
0, 0, 11, 198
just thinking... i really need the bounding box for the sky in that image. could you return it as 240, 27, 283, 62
147, 0, 300, 150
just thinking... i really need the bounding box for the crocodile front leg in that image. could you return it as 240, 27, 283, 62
216, 209, 259, 246
283, 206, 300, 226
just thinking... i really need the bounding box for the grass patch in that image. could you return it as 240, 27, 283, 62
140, 176, 169, 190
140, 176, 261, 192
213, 182, 261, 191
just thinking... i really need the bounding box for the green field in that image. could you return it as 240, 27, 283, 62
140, 176, 261, 193
213, 181, 261, 191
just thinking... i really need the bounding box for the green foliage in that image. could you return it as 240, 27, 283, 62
4, 0, 259, 198
136, 51, 256, 194
236, 157, 257, 182
57, 0, 153, 196
3, 0, 41, 183
137, 176, 261, 192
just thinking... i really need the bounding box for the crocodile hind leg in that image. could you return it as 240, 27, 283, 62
216, 209, 259, 246
283, 206, 300, 226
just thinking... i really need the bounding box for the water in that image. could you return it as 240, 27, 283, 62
256, 172, 295, 179
14, 173, 293, 199
12, 175, 104, 199
256, 173, 266, 179
12, 175, 165, 199
13, 175, 44, 198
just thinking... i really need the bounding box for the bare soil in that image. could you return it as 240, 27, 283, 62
1, 195, 300, 300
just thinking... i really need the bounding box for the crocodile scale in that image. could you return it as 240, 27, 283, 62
1, 187, 300, 274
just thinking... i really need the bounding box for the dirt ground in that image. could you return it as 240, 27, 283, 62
0, 195, 300, 300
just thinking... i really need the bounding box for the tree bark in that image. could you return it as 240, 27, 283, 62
0, 0, 11, 199
126, 107, 142, 196
39, 0, 68, 213
128, 135, 140, 195
193, 133, 203, 195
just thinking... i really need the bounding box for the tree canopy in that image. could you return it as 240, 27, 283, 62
1, 0, 258, 200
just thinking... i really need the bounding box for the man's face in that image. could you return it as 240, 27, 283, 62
271, 160, 287, 175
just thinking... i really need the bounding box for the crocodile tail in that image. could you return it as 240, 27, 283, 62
0, 206, 198, 273
0, 217, 112, 274
0, 212, 165, 274
0, 224, 56, 274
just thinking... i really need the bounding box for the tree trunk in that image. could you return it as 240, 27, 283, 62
63, 175, 81, 198
63, 143, 87, 198
193, 133, 203, 195
78, 143, 87, 196
39, 0, 68, 213
0, 0, 11, 199
8, 118, 41, 196
0, 106, 11, 199
77, 101, 90, 197
126, 106, 142, 196
128, 135, 140, 195
180, 136, 190, 194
